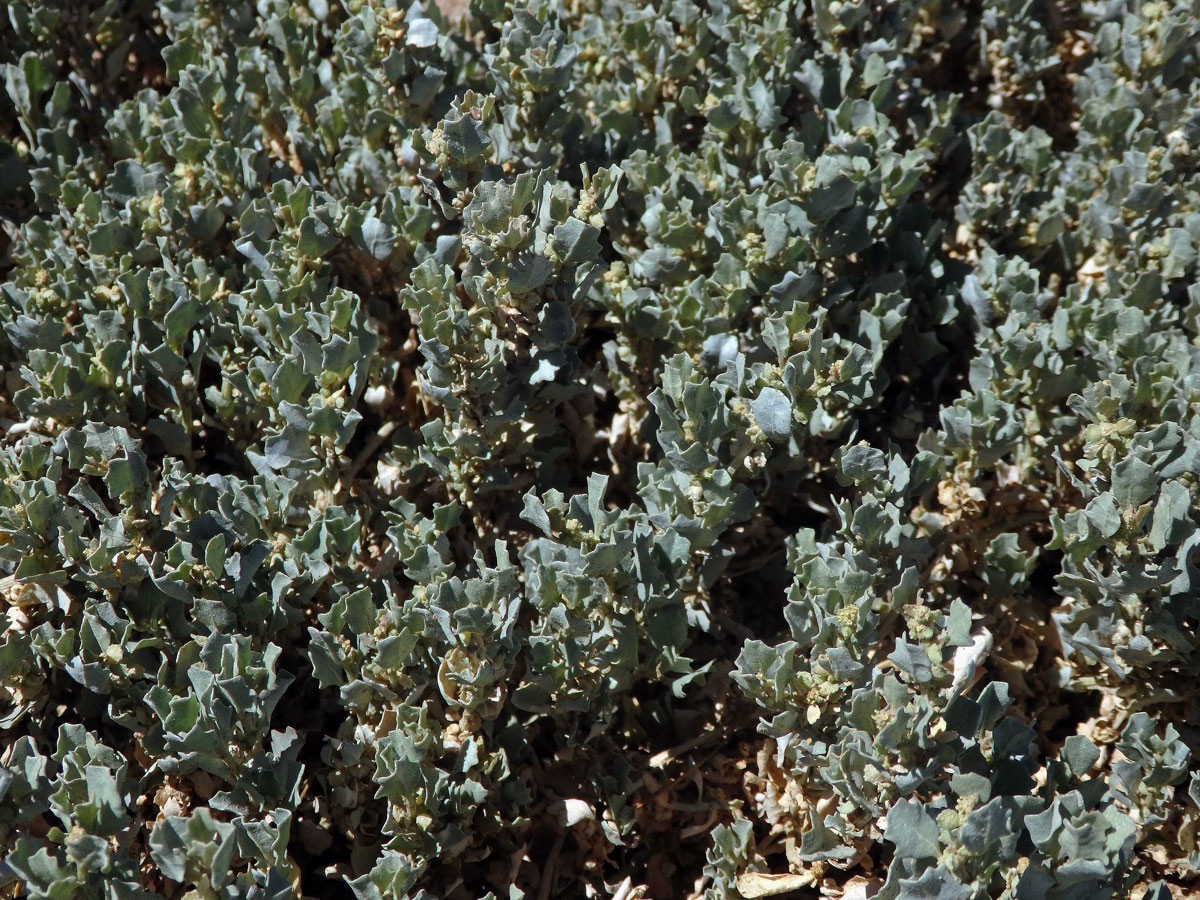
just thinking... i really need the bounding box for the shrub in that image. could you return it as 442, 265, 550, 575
1, 0, 1198, 898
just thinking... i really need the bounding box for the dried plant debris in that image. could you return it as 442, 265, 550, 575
1, 0, 1200, 899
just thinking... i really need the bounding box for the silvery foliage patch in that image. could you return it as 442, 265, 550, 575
1, 0, 1199, 898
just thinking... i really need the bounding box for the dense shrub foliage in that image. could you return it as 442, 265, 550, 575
2, 0, 1200, 898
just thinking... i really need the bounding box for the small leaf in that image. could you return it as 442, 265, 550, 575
1061, 735, 1100, 777
551, 217, 601, 265
889, 638, 932, 684
406, 18, 438, 47
736, 871, 816, 898
885, 799, 940, 860
358, 216, 396, 260
752, 388, 792, 441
